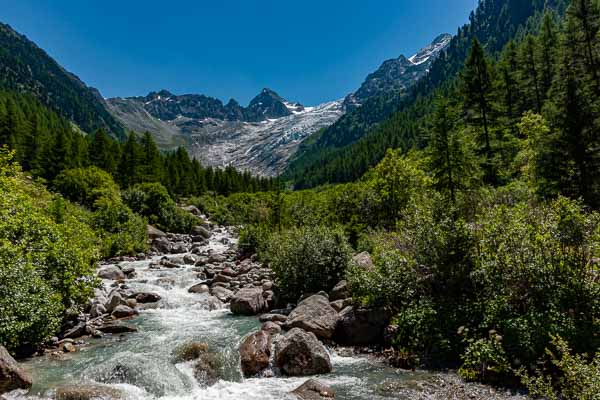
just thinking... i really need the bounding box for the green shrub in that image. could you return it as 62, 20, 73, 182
517, 336, 600, 400
458, 331, 510, 383
238, 224, 271, 257
266, 225, 352, 302
93, 197, 148, 257
123, 182, 198, 233
53, 166, 121, 209
0, 148, 100, 351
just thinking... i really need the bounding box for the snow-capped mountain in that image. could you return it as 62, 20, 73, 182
107, 90, 344, 176
343, 33, 451, 110
107, 33, 450, 176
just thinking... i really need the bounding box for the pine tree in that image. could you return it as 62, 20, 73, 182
461, 38, 496, 183
565, 0, 600, 93
89, 129, 118, 174
537, 11, 559, 98
118, 132, 143, 187
519, 35, 543, 113
139, 131, 163, 183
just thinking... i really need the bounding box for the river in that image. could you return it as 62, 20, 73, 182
5, 226, 527, 400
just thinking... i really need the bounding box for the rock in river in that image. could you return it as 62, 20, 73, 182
230, 287, 267, 315
333, 306, 390, 346
274, 328, 331, 376
286, 294, 339, 339
291, 379, 336, 399
239, 330, 272, 377
0, 345, 32, 394
55, 384, 122, 400
97, 266, 125, 281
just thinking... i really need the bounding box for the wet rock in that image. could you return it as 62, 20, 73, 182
96, 323, 138, 334
55, 385, 122, 400
97, 266, 125, 281
172, 342, 209, 362
206, 296, 224, 311
90, 303, 107, 318
259, 313, 288, 323
274, 328, 332, 376
261, 321, 282, 335
286, 294, 339, 339
62, 342, 76, 353
239, 330, 272, 377
193, 352, 223, 387
192, 226, 211, 239
0, 345, 32, 394
329, 280, 350, 301
63, 322, 87, 339
111, 305, 135, 319
152, 237, 172, 254
147, 225, 166, 239
208, 254, 226, 264
291, 379, 336, 399
333, 306, 391, 346
210, 286, 233, 303
230, 287, 267, 315
105, 292, 127, 313
221, 267, 238, 277
170, 243, 189, 254
183, 254, 197, 265
188, 283, 210, 294
213, 274, 233, 284
133, 292, 161, 304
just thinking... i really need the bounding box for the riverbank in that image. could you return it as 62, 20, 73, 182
3, 217, 528, 400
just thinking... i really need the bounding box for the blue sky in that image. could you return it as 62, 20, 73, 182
1, 0, 478, 105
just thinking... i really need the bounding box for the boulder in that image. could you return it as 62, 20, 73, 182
230, 288, 267, 316
111, 305, 135, 319
188, 283, 210, 294
259, 314, 288, 323
55, 385, 122, 400
193, 352, 223, 387
97, 266, 125, 281
96, 323, 138, 334
239, 330, 272, 377
352, 252, 374, 271
170, 243, 188, 254
147, 225, 166, 240
274, 328, 331, 376
105, 291, 127, 313
329, 280, 350, 301
90, 303, 107, 318
286, 295, 339, 339
333, 307, 390, 346
0, 346, 32, 394
192, 226, 211, 239
261, 321, 282, 335
181, 205, 202, 217
152, 237, 172, 254
291, 379, 336, 399
210, 286, 233, 303
329, 299, 352, 313
133, 292, 161, 304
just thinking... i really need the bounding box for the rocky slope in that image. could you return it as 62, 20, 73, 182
343, 33, 451, 110
107, 34, 450, 176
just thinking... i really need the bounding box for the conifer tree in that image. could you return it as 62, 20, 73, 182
461, 38, 496, 183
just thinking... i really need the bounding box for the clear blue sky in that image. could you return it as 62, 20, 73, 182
1, 0, 478, 105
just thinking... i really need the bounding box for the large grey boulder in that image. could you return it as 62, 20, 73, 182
230, 287, 267, 316
105, 291, 127, 313
333, 306, 390, 345
274, 328, 331, 376
188, 283, 210, 294
147, 225, 166, 239
97, 266, 125, 281
210, 286, 233, 303
111, 305, 135, 319
352, 252, 374, 271
152, 237, 172, 254
0, 345, 32, 394
329, 280, 350, 301
238, 330, 271, 377
290, 379, 336, 399
192, 226, 211, 239
286, 295, 339, 339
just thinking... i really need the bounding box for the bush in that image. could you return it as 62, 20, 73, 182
53, 166, 121, 209
123, 182, 198, 233
266, 225, 352, 302
0, 148, 100, 351
518, 336, 600, 400
238, 223, 271, 257
93, 197, 148, 257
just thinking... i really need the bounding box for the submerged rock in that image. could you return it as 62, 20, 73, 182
291, 379, 336, 399
55, 384, 122, 400
0, 345, 32, 394
286, 294, 339, 339
274, 328, 331, 376
239, 330, 272, 377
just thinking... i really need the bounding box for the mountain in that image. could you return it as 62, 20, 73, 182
107, 89, 343, 176
108, 34, 450, 176
0, 23, 124, 138
344, 34, 451, 109
284, 0, 569, 188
